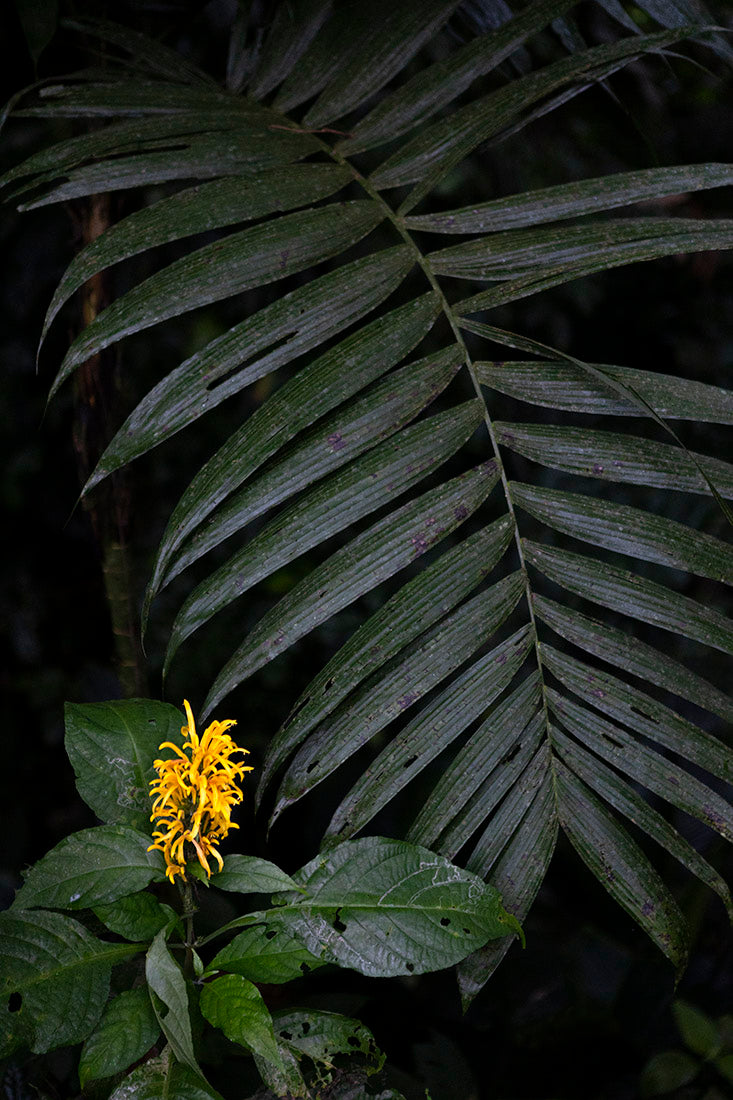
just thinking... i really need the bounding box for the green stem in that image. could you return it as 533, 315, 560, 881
178, 877, 197, 980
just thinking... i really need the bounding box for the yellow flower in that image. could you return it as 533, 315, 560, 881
148, 699, 252, 884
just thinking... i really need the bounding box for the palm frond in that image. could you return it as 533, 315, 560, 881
4, 0, 733, 1001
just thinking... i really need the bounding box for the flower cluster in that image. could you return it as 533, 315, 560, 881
148, 699, 252, 883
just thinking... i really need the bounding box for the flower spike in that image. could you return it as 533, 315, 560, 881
148, 699, 252, 883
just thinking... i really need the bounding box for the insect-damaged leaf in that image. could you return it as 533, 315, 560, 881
278, 837, 521, 977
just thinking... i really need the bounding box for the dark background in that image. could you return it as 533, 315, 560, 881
2, 2, 732, 1098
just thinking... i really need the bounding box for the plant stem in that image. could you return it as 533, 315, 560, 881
179, 877, 196, 979
71, 193, 147, 697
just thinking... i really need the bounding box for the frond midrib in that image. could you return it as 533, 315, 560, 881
309, 132, 557, 804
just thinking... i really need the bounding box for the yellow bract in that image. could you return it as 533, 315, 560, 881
148, 699, 252, 883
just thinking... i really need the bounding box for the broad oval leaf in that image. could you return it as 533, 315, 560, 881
280, 836, 521, 977
271, 1008, 384, 1074
64, 699, 184, 830
210, 854, 300, 895
94, 891, 178, 942
12, 825, 165, 911
0, 910, 141, 1057
199, 974, 283, 1069
79, 987, 160, 1087
207, 922, 325, 985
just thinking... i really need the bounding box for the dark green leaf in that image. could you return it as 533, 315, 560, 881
717, 1053, 733, 1085
250, 0, 333, 98
207, 922, 325, 985
641, 1051, 699, 1096
673, 1000, 722, 1058
273, 3, 362, 111
542, 644, 733, 783
1, 116, 228, 189
13, 0, 58, 66
12, 825, 165, 911
203, 461, 499, 716
303, 0, 460, 127
145, 931, 200, 1077
107, 1055, 224, 1100
632, 0, 732, 57
409, 675, 543, 852
273, 1008, 384, 1072
371, 29, 691, 204
91, 246, 414, 490
466, 743, 552, 877
552, 725, 733, 921
431, 218, 733, 282
259, 517, 514, 804
534, 595, 733, 723
145, 292, 439, 617
225, 4, 255, 93
40, 164, 352, 349
64, 699, 184, 830
343, 0, 578, 153
321, 622, 532, 842
281, 837, 521, 976
211, 855, 300, 895
548, 687, 733, 843
473, 330, 733, 526
15, 81, 235, 116
497, 423, 733, 498
457, 754, 557, 1006
50, 201, 384, 398
0, 910, 140, 1057
524, 540, 733, 654
164, 346, 463, 591
406, 164, 733, 233
165, 401, 482, 671
254, 1048, 307, 1100
477, 359, 733, 421
554, 758, 688, 969
63, 19, 216, 84
94, 891, 178, 942
199, 974, 283, 1068
4, 113, 320, 208
513, 483, 733, 584
79, 988, 160, 1086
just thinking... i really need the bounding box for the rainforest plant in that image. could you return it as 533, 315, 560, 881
2, 694, 518, 1098
2, 0, 733, 1096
